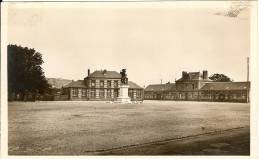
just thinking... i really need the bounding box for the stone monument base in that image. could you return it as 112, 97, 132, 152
116, 97, 131, 103
116, 84, 131, 104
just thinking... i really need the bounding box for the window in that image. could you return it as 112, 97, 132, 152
72, 88, 78, 97
107, 80, 111, 88
99, 89, 105, 98
242, 93, 246, 99
179, 93, 182, 99
129, 89, 133, 98
137, 90, 141, 98
90, 89, 95, 97
114, 90, 118, 97
114, 81, 118, 88
107, 89, 111, 98
82, 89, 86, 97
91, 80, 95, 88
100, 80, 104, 88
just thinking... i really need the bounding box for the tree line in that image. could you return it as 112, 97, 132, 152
209, 73, 232, 82
8, 44, 51, 101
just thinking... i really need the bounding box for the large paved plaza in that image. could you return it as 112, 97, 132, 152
8, 101, 250, 155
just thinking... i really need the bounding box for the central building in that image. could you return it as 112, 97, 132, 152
84, 69, 121, 100
62, 69, 144, 101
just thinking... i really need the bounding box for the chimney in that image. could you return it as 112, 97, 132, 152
103, 69, 107, 75
202, 70, 208, 80
88, 69, 90, 76
182, 71, 187, 78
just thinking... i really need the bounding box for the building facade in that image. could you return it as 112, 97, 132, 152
144, 71, 250, 103
199, 82, 250, 102
61, 69, 144, 101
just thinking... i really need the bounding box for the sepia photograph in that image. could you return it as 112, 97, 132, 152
2, 1, 257, 157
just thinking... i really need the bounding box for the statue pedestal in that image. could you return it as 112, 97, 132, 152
116, 85, 131, 104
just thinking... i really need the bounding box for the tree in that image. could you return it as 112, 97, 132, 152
209, 73, 232, 82
8, 44, 50, 101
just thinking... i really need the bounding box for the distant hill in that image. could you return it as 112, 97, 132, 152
47, 78, 73, 89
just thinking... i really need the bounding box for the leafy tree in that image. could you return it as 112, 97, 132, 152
8, 44, 50, 101
209, 73, 232, 82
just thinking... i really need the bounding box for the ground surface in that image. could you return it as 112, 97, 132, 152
8, 101, 250, 155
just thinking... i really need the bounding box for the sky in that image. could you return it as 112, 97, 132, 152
7, 2, 252, 87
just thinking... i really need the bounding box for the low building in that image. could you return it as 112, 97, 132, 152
60, 69, 144, 101
144, 83, 176, 100
144, 71, 250, 103
199, 82, 250, 102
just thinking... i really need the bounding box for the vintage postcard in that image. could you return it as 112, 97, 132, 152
1, 1, 258, 158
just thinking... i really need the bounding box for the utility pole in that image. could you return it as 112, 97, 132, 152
247, 57, 249, 81
246, 57, 250, 103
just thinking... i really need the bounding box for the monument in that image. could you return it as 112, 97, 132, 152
116, 69, 131, 103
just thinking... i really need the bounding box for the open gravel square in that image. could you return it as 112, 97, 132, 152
8, 101, 250, 155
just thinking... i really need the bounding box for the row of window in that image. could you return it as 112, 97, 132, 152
72, 88, 119, 98
145, 93, 248, 100
91, 90, 119, 98
129, 90, 143, 98
71, 88, 143, 99
90, 89, 118, 98
72, 88, 86, 97
90, 80, 119, 88
145, 95, 180, 100
177, 83, 197, 90
200, 93, 247, 99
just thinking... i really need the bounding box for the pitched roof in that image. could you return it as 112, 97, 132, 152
63, 80, 87, 88
200, 82, 250, 91
63, 80, 143, 89
145, 83, 176, 92
176, 72, 211, 82
88, 70, 121, 79
176, 72, 199, 81
188, 72, 201, 80
128, 81, 143, 89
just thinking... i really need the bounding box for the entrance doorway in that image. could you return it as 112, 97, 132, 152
185, 92, 188, 100
156, 94, 161, 100
219, 94, 225, 101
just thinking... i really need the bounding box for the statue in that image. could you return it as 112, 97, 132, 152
117, 69, 131, 103
120, 69, 128, 85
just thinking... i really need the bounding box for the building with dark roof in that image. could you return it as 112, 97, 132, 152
60, 69, 144, 101
144, 83, 176, 100
199, 82, 250, 102
144, 71, 250, 103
